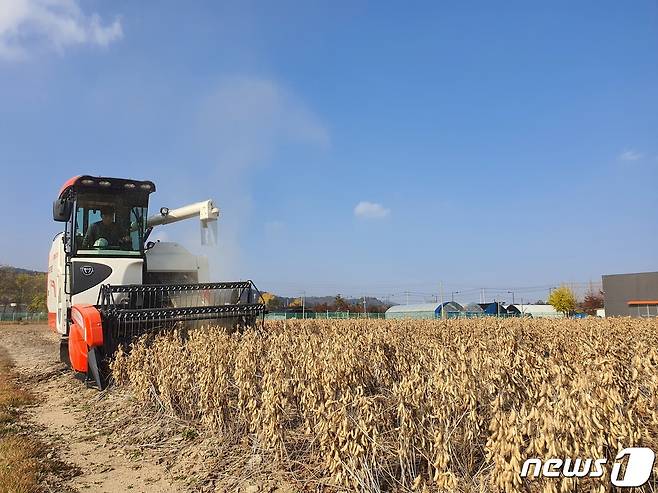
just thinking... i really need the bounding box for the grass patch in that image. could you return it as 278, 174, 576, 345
0, 347, 33, 423
0, 436, 46, 493
0, 347, 50, 493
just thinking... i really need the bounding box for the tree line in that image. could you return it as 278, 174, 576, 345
261, 293, 390, 313
548, 285, 604, 316
263, 288, 604, 316
0, 266, 47, 312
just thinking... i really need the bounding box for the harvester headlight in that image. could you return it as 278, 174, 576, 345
98, 180, 111, 187
160, 207, 169, 216
124, 183, 136, 189
140, 183, 152, 191
81, 179, 95, 185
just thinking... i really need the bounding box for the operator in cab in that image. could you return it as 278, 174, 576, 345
82, 207, 130, 249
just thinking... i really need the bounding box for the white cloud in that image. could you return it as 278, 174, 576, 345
618, 149, 644, 161
354, 201, 390, 219
0, 0, 122, 60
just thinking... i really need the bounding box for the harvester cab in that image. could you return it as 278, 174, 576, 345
47, 175, 265, 389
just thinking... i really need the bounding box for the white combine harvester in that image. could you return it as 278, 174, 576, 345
47, 175, 264, 388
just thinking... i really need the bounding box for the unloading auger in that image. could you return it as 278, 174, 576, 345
47, 175, 265, 389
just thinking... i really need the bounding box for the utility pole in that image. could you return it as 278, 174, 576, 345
363, 296, 367, 318
548, 286, 557, 300
451, 291, 460, 302
302, 290, 306, 319
440, 282, 445, 320
480, 288, 485, 304
508, 291, 515, 305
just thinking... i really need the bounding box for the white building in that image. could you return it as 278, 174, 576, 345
509, 304, 564, 318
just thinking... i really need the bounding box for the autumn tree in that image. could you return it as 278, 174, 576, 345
15, 274, 33, 305
369, 304, 390, 314
28, 293, 47, 312
334, 295, 349, 312
260, 292, 275, 306
269, 297, 284, 311
260, 292, 284, 311
350, 301, 364, 313
579, 290, 604, 316
548, 286, 577, 316
0, 268, 18, 306
0, 267, 47, 311
311, 303, 328, 313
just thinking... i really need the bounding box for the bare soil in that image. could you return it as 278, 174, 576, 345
0, 324, 184, 493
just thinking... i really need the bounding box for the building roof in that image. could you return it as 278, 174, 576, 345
444, 302, 464, 312
603, 271, 658, 279
510, 304, 560, 316
478, 302, 508, 315
464, 303, 484, 312
385, 302, 463, 314
386, 303, 441, 314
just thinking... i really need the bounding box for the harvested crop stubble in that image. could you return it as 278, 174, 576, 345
112, 318, 658, 492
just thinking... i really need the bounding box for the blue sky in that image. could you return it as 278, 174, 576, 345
0, 1, 656, 304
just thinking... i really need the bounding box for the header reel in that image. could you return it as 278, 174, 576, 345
69, 281, 265, 389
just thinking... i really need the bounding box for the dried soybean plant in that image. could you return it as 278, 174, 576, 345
111, 318, 658, 492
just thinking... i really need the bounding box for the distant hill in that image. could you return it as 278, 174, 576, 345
0, 265, 45, 275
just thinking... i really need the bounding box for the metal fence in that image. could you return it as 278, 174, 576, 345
385, 311, 522, 320
266, 311, 532, 321
266, 311, 386, 320
0, 312, 48, 322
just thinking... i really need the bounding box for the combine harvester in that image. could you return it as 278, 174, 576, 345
47, 175, 265, 389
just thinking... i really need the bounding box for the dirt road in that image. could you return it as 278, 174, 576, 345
0, 324, 184, 493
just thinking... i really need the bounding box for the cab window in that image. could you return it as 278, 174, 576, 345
73, 192, 148, 255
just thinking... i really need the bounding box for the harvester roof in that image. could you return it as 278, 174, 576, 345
58, 175, 156, 199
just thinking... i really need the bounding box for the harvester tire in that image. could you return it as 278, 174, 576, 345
59, 337, 71, 367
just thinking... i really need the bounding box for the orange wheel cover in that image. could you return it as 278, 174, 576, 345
70, 305, 104, 347
69, 304, 104, 374
68, 322, 88, 373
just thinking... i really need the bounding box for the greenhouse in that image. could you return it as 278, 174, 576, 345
385, 302, 463, 319
478, 302, 508, 316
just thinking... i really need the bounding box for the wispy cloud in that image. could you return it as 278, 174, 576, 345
264, 220, 286, 236
618, 149, 644, 161
354, 201, 390, 219
199, 76, 330, 171
196, 76, 330, 278
0, 0, 122, 60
